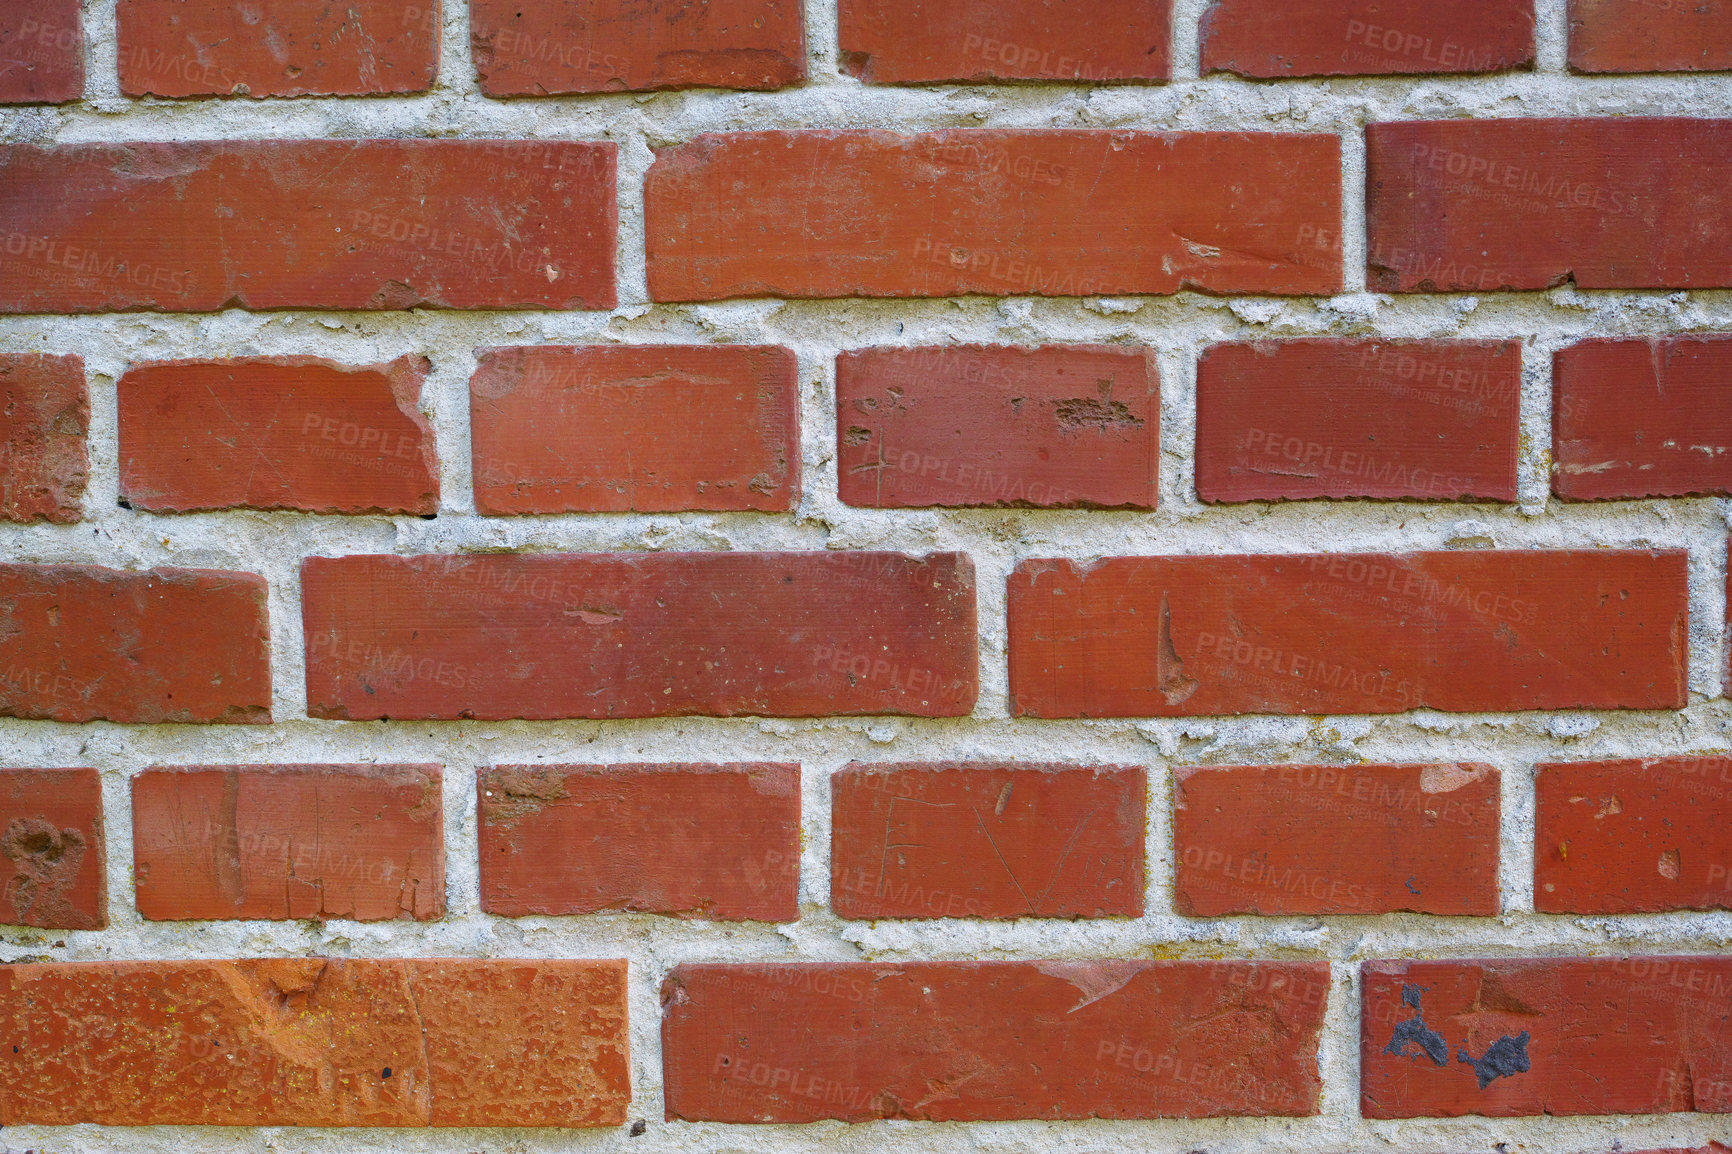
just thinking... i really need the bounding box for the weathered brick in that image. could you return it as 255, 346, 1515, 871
470, 345, 798, 514
836, 345, 1159, 509
0, 140, 616, 313
117, 0, 439, 98
0, 958, 629, 1126
0, 352, 86, 524
480, 763, 799, 921
1008, 551, 1687, 717
1362, 957, 1732, 1116
133, 764, 444, 922
1195, 340, 1520, 503
303, 551, 977, 720
0, 768, 105, 930
471, 0, 803, 94
646, 130, 1342, 300
1366, 118, 1732, 291
830, 763, 1145, 919
0, 564, 271, 724
119, 356, 438, 515
839, 0, 1170, 84
0, 0, 82, 103
662, 960, 1327, 1121
1569, 0, 1732, 73
1173, 763, 1500, 916
1201, 0, 1534, 77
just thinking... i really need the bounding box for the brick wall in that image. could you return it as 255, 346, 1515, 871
1, 0, 1730, 1151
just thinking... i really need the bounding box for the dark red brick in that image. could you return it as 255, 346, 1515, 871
1008, 551, 1687, 717
119, 356, 437, 515
0, 353, 86, 524
1201, 0, 1534, 77
0, 768, 105, 930
1569, 0, 1732, 73
0, 0, 82, 104
470, 345, 798, 515
133, 764, 444, 922
836, 345, 1158, 509
1195, 340, 1520, 503
662, 960, 1327, 1121
303, 551, 977, 720
646, 130, 1342, 301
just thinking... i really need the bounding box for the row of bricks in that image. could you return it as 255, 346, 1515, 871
7, 121, 1732, 310
4, 955, 1732, 1124
8, 758, 1732, 930
5, 337, 1727, 522
6, 0, 1729, 105
0, 548, 1701, 722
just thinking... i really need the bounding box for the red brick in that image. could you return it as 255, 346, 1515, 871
1195, 340, 1520, 503
1362, 957, 1732, 1116
1569, 0, 1732, 72
662, 960, 1326, 1121
303, 551, 976, 720
646, 130, 1342, 301
0, 564, 271, 724
470, 345, 798, 515
1008, 550, 1687, 717
471, 0, 803, 95
1367, 118, 1732, 292
1535, 758, 1732, 914
1173, 763, 1500, 916
116, 0, 438, 98
836, 345, 1158, 509
1201, 0, 1534, 78
133, 764, 444, 922
119, 356, 437, 515
831, 763, 1144, 920
0, 0, 82, 104
0, 353, 87, 524
0, 140, 616, 313
480, 763, 799, 921
1554, 336, 1732, 500
0, 768, 105, 930
0, 958, 629, 1126
838, 0, 1170, 84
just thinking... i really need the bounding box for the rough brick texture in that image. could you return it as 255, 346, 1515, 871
0, 768, 106, 930
830, 763, 1146, 919
0, 958, 629, 1126
646, 130, 1342, 300
479, 763, 800, 921
1194, 340, 1521, 503
1569, 0, 1732, 73
132, 764, 445, 922
0, 0, 82, 103
662, 961, 1327, 1120
470, 345, 798, 514
1201, 0, 1535, 78
0, 352, 87, 523
118, 357, 438, 515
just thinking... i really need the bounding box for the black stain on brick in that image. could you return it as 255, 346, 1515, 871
1458, 1031, 1531, 1089
1384, 984, 1449, 1066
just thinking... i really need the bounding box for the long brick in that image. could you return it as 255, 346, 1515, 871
662, 960, 1327, 1121
0, 958, 629, 1126
0, 564, 271, 724
1569, 0, 1732, 72
480, 763, 800, 921
836, 345, 1159, 509
117, 0, 439, 97
0, 0, 82, 103
133, 764, 445, 922
470, 345, 799, 514
0, 768, 105, 930
838, 0, 1171, 84
0, 352, 87, 524
1535, 758, 1732, 913
1554, 336, 1732, 500
1195, 340, 1520, 503
1007, 551, 1687, 717
119, 356, 438, 515
0, 140, 616, 313
645, 130, 1342, 301
830, 763, 1145, 919
1201, 0, 1534, 77
471, 0, 804, 94
1362, 957, 1732, 1116
1366, 118, 1732, 292
303, 551, 977, 720
1173, 763, 1500, 916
